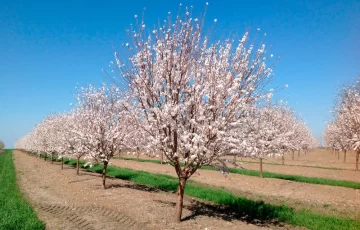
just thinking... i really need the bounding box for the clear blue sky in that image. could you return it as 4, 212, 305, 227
0, 0, 359, 148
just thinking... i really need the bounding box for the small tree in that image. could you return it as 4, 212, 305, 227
74, 85, 136, 188
235, 104, 298, 176
0, 140, 4, 149
324, 75, 360, 170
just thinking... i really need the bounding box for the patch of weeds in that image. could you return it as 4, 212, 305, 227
295, 201, 304, 205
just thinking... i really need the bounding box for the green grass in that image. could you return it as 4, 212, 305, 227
30, 152, 360, 229
117, 157, 360, 189
238, 160, 344, 170
0, 150, 45, 230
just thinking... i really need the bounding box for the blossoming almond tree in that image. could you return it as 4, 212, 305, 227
230, 103, 300, 176
111, 6, 275, 222
53, 113, 78, 170
324, 78, 360, 169
74, 85, 138, 188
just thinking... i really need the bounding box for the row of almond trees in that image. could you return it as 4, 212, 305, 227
15, 4, 317, 222
323, 75, 360, 170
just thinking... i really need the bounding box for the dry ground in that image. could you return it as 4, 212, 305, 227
257, 149, 358, 171
14, 150, 298, 230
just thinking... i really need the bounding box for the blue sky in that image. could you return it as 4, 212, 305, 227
0, 0, 359, 148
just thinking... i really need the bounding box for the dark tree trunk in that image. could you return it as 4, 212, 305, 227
102, 161, 109, 189
292, 150, 294, 160
51, 153, 54, 164
234, 155, 237, 162
298, 150, 300, 157
260, 158, 263, 178
76, 157, 80, 175
338, 150, 340, 160
61, 157, 64, 170
343, 150, 347, 163
44, 153, 47, 161
356, 151, 359, 171
161, 152, 164, 164
281, 155, 285, 165
175, 177, 187, 223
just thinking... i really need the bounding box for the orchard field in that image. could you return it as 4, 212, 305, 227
2, 2, 359, 230
3, 147, 360, 230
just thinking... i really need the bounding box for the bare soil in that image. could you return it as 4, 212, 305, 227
14, 150, 297, 230
238, 162, 360, 183
257, 149, 359, 171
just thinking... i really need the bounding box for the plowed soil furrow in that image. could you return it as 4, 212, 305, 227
35, 203, 142, 230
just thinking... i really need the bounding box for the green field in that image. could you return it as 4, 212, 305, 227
0, 150, 45, 230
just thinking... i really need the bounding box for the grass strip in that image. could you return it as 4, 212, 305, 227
32, 152, 360, 230
0, 150, 45, 230
238, 160, 344, 171
117, 157, 360, 189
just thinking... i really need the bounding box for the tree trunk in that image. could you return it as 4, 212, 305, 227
175, 177, 187, 222
292, 150, 294, 160
102, 161, 109, 189
234, 155, 237, 162
356, 151, 359, 171
343, 150, 347, 163
338, 150, 340, 160
259, 158, 263, 178
51, 153, 54, 164
298, 150, 300, 157
281, 155, 285, 165
44, 153, 47, 161
161, 152, 163, 164
76, 157, 80, 175
61, 157, 64, 170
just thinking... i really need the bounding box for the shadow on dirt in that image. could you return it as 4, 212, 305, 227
153, 199, 285, 227
108, 182, 164, 193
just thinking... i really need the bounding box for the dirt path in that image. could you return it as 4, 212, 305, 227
110, 158, 360, 217
237, 161, 360, 182
14, 150, 290, 230
256, 149, 359, 171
